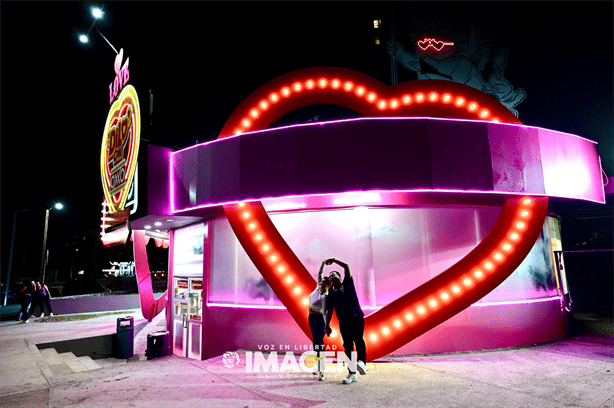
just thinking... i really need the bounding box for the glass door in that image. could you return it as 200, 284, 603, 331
173, 277, 189, 357
172, 276, 203, 359
187, 278, 203, 360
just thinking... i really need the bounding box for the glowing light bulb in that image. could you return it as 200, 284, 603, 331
234, 130, 242, 135
429, 300, 437, 307
492, 118, 499, 123
286, 277, 293, 283
463, 279, 472, 286
406, 313, 414, 320
294, 83, 302, 91
452, 286, 460, 293
262, 245, 269, 251
249, 223, 256, 229
416, 93, 424, 101
475, 271, 484, 278
443, 94, 451, 102
485, 263, 493, 269
418, 306, 425, 314
332, 80, 340, 88
278, 266, 285, 272
517, 222, 525, 228
255, 234, 262, 240
511, 233, 519, 240
382, 327, 390, 335
521, 211, 529, 216
270, 93, 278, 102
302, 298, 309, 305
503, 244, 511, 250
282, 87, 290, 96
494, 254, 502, 260
260, 101, 268, 109
441, 293, 449, 300
368, 93, 376, 101
238, 202, 245, 207
319, 79, 327, 87
456, 98, 464, 105
330, 330, 337, 338
344, 82, 353, 91
481, 110, 489, 117
524, 199, 532, 204
243, 212, 250, 218
306, 80, 314, 89
251, 110, 258, 117
370, 334, 377, 341
379, 101, 386, 109
242, 120, 250, 127
357, 87, 365, 95
394, 320, 401, 328
403, 95, 411, 103
429, 92, 438, 101
270, 255, 277, 262
294, 287, 301, 294
390, 100, 398, 107
469, 103, 477, 111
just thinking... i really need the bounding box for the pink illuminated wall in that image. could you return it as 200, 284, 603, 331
207, 206, 559, 309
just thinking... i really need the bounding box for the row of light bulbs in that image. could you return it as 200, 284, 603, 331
233, 78, 500, 135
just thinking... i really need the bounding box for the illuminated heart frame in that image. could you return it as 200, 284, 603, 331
101, 85, 141, 214
217, 67, 548, 361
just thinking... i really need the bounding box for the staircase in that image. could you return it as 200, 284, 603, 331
37, 347, 128, 375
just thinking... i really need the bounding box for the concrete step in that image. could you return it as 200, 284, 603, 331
78, 355, 102, 370
58, 351, 78, 361
39, 347, 59, 359
96, 357, 128, 368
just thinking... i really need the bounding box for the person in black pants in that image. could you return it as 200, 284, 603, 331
17, 279, 34, 323
308, 261, 331, 381
324, 258, 367, 384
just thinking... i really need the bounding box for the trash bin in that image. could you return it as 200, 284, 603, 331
145, 330, 171, 359
116, 316, 134, 359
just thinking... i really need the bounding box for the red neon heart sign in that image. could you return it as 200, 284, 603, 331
216, 67, 547, 360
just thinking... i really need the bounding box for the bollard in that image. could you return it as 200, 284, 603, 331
116, 316, 134, 359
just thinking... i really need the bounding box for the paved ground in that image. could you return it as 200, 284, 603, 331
0, 307, 612, 408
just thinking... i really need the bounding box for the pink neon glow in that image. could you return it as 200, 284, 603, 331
206, 297, 561, 311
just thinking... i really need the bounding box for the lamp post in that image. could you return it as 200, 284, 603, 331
39, 203, 63, 284
78, 6, 118, 55
3, 209, 29, 306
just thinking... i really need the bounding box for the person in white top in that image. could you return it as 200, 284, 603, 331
308, 260, 331, 381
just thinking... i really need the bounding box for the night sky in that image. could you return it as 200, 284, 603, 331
2, 2, 612, 280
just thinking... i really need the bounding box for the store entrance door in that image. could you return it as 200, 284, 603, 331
172, 277, 203, 359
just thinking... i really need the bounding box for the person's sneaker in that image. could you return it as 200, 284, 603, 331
40, 313, 44, 318
50, 313, 53, 317
318, 372, 325, 381
24, 320, 29, 323
342, 373, 357, 384
357, 360, 367, 375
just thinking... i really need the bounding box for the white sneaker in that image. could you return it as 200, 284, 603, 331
342, 373, 357, 384
357, 360, 366, 375
50, 313, 53, 317
40, 313, 45, 318
318, 372, 325, 381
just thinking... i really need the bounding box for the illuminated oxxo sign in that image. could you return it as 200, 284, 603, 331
100, 48, 141, 215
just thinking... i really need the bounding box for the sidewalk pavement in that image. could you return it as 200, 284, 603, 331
0, 310, 612, 408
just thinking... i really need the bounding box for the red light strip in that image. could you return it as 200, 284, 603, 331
213, 67, 545, 360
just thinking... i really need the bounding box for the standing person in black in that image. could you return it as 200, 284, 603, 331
324, 258, 367, 384
17, 279, 34, 323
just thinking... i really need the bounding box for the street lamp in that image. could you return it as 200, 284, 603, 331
78, 5, 118, 55
39, 203, 64, 284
